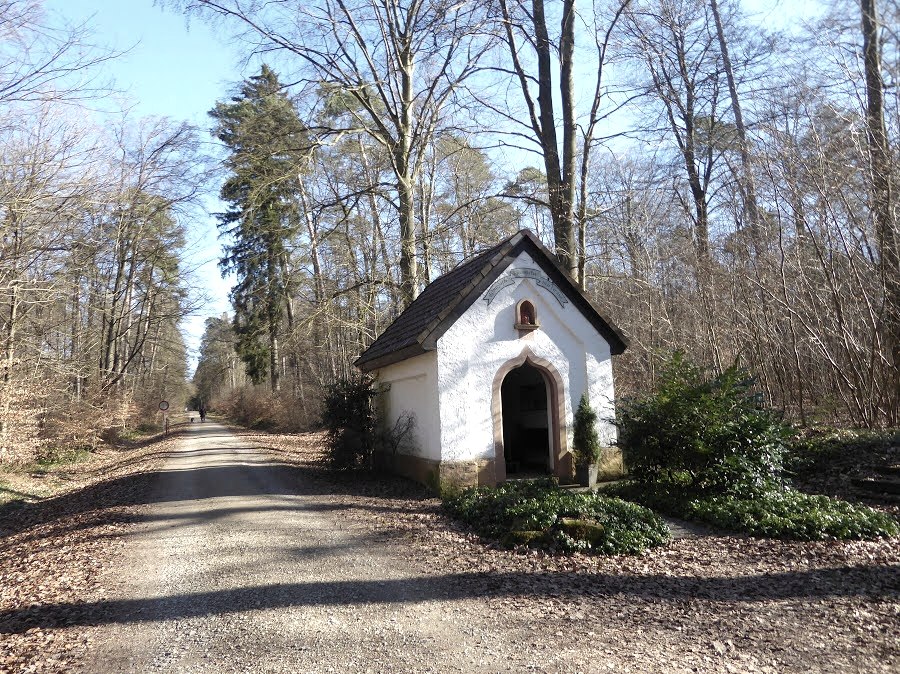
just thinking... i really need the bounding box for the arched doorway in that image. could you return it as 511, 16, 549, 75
491, 349, 570, 484
500, 362, 552, 475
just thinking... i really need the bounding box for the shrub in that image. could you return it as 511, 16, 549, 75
214, 387, 282, 429
572, 394, 601, 466
616, 353, 788, 497
443, 479, 670, 555
321, 374, 378, 470
213, 386, 319, 431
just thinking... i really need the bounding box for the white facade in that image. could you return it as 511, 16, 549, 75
372, 248, 619, 486
377, 351, 441, 460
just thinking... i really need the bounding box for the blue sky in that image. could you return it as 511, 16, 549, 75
44, 0, 244, 124
44, 0, 247, 368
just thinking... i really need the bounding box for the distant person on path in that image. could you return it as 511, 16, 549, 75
199, 404, 206, 422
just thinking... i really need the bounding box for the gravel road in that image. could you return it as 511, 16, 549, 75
73, 421, 900, 674
83, 421, 563, 673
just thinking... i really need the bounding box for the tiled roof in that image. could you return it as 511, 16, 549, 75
354, 229, 627, 372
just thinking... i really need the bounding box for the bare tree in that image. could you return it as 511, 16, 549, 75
0, 1, 117, 106
860, 0, 899, 420
709, 0, 760, 246
623, 0, 724, 272
176, 0, 493, 307
0, 105, 96, 453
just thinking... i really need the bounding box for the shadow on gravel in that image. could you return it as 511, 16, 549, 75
1, 564, 897, 633
0, 462, 431, 540
0, 429, 431, 541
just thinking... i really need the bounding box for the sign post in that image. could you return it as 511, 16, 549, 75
159, 400, 170, 435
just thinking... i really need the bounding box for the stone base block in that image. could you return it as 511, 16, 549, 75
377, 451, 498, 492
597, 445, 625, 481
438, 459, 496, 491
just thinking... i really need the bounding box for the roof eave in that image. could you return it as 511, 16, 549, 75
354, 343, 430, 373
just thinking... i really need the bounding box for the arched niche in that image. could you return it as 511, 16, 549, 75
514, 299, 540, 333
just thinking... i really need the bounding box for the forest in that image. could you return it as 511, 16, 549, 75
0, 1, 206, 463
1, 0, 898, 464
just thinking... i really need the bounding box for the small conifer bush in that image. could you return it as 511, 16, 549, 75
572, 393, 601, 467
321, 375, 378, 469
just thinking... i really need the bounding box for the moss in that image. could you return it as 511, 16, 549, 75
501, 530, 546, 548
558, 518, 606, 545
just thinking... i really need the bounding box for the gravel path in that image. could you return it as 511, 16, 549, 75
83, 421, 558, 673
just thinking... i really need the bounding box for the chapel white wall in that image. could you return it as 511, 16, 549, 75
435, 252, 617, 464
373, 351, 441, 461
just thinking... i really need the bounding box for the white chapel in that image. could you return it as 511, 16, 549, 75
355, 229, 628, 489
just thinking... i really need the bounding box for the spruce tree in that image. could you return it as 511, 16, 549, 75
210, 65, 308, 391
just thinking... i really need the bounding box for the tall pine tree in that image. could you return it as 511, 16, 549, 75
210, 65, 308, 391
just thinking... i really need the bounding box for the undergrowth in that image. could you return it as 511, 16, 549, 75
785, 428, 900, 496
605, 481, 900, 541
32, 446, 95, 473
612, 353, 899, 541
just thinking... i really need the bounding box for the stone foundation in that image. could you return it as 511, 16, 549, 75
438, 459, 497, 491
377, 451, 499, 492
378, 447, 622, 492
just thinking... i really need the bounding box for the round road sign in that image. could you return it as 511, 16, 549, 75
158, 400, 170, 411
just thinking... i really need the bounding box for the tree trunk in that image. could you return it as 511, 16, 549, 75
418, 150, 437, 281
2, 217, 20, 388
267, 243, 281, 393
861, 0, 899, 423
0, 221, 20, 445
396, 31, 419, 308
531, 0, 576, 278
102, 229, 127, 375
396, 149, 418, 308
710, 0, 760, 248
559, 0, 578, 281
358, 138, 399, 312
70, 278, 82, 398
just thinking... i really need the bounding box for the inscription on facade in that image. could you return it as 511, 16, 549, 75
535, 277, 569, 306
482, 277, 516, 304
483, 268, 569, 307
